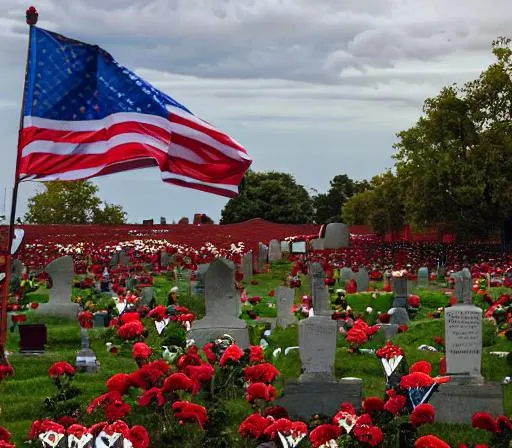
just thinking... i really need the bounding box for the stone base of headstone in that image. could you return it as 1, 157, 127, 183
430, 381, 503, 423
188, 317, 249, 349
76, 348, 100, 373
37, 301, 80, 320
378, 323, 399, 340
277, 378, 363, 419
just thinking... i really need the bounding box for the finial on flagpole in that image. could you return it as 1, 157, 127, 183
26, 6, 38, 25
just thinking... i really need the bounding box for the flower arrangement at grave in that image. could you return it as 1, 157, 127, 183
376, 342, 408, 391
6, 271, 41, 331
345, 319, 379, 353
43, 362, 82, 423
471, 412, 512, 447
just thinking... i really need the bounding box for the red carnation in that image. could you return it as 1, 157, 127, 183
362, 397, 384, 414
0, 427, 11, 443
246, 382, 277, 403
162, 372, 194, 394
408, 295, 421, 308
120, 312, 140, 324
172, 401, 208, 430
415, 435, 450, 448
410, 403, 436, 427
263, 418, 292, 439
244, 363, 280, 384
117, 321, 145, 340
128, 425, 150, 448
249, 345, 264, 364
239, 413, 271, 439
219, 344, 245, 367
202, 343, 217, 364
48, 361, 76, 378
472, 412, 498, 432
78, 311, 94, 329
0, 365, 14, 381
384, 394, 407, 415
106, 373, 132, 395
410, 361, 432, 376
309, 424, 341, 448
132, 342, 152, 361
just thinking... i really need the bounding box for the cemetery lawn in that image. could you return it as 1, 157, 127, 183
0, 264, 510, 447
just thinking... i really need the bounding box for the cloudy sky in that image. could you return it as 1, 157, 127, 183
0, 0, 509, 223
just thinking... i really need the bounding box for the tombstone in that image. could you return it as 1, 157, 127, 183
140, 287, 155, 307
194, 263, 210, 296
310, 238, 325, 251
277, 291, 363, 417
188, 259, 249, 348
391, 277, 408, 307
119, 252, 130, 267
389, 307, 409, 326
276, 286, 297, 328
417, 267, 429, 287
280, 241, 290, 254
161, 251, 170, 268
257, 243, 268, 272
110, 252, 120, 267
310, 263, 331, 316
356, 267, 369, 292
291, 241, 306, 254
431, 268, 504, 422
340, 267, 355, 282
76, 328, 100, 373
268, 239, 281, 262
378, 323, 399, 340
323, 223, 349, 249
241, 252, 253, 280
38, 256, 79, 319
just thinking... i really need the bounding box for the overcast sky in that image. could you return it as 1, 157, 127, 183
0, 0, 510, 223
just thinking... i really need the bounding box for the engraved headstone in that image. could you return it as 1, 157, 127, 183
188, 259, 249, 348
276, 286, 296, 328
257, 243, 268, 272
356, 267, 369, 292
417, 267, 429, 287
268, 239, 282, 262
391, 277, 408, 307
241, 252, 253, 280
38, 256, 79, 319
323, 223, 349, 249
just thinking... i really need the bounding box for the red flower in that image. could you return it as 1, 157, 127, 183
78, 311, 94, 329
48, 361, 76, 378
362, 397, 384, 414
384, 394, 406, 416
346, 326, 368, 347
129, 360, 169, 390
162, 373, 194, 394
472, 412, 498, 432
105, 398, 131, 421
0, 365, 14, 381
202, 343, 217, 364
249, 345, 264, 364
410, 361, 432, 376
147, 305, 167, 321
138, 387, 166, 407
400, 372, 436, 389
410, 403, 436, 427
309, 424, 341, 448
172, 401, 208, 430
239, 413, 271, 439
30, 302, 39, 309
263, 418, 292, 439
219, 344, 245, 367
497, 415, 512, 431
414, 435, 450, 448
398, 325, 409, 333
117, 321, 145, 340
246, 382, 277, 403
353, 423, 383, 447
0, 427, 11, 443
408, 295, 421, 308
0, 440, 15, 448
376, 342, 404, 359
439, 357, 446, 375
67, 424, 89, 439
128, 425, 150, 448
132, 342, 152, 361
120, 312, 141, 324
244, 363, 280, 384
433, 336, 444, 346
264, 406, 289, 420
106, 373, 132, 395
57, 416, 78, 428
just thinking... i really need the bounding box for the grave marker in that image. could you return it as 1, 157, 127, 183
241, 252, 253, 280
276, 286, 296, 328
323, 223, 349, 249
356, 267, 369, 292
268, 239, 282, 262
417, 267, 429, 287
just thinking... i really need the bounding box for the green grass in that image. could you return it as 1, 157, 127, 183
1, 267, 511, 447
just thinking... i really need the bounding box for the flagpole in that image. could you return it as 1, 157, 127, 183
0, 7, 38, 366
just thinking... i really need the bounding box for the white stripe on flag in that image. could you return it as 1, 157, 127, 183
161, 171, 240, 193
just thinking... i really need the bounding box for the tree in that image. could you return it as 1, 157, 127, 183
393, 36, 512, 239
220, 171, 313, 224
25, 181, 127, 225
312, 175, 369, 224
342, 171, 405, 235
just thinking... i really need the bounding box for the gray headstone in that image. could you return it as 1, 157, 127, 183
445, 304, 483, 380
241, 252, 253, 280
379, 323, 399, 340
76, 328, 100, 373
389, 307, 409, 325
417, 267, 429, 286
38, 256, 79, 319
391, 277, 408, 307
188, 259, 249, 348
340, 267, 355, 282
276, 286, 296, 328
194, 263, 210, 296
268, 239, 281, 262
257, 243, 268, 271
356, 267, 369, 292
110, 252, 120, 267
140, 287, 155, 307
310, 263, 331, 316
299, 316, 337, 381
280, 241, 290, 253
119, 252, 130, 266
323, 223, 349, 249
310, 238, 325, 251
161, 251, 170, 267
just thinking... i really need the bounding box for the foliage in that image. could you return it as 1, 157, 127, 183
342, 171, 405, 235
25, 181, 127, 225
312, 174, 369, 224
220, 171, 314, 224
393, 37, 512, 239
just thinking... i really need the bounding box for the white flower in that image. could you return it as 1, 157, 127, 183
366, 307, 373, 314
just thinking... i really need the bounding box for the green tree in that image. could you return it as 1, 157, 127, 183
25, 181, 127, 224
220, 171, 313, 224
312, 174, 369, 224
393, 36, 512, 239
342, 171, 404, 235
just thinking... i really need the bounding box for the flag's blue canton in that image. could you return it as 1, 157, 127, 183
24, 27, 192, 121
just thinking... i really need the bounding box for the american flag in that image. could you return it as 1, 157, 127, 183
19, 27, 252, 197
